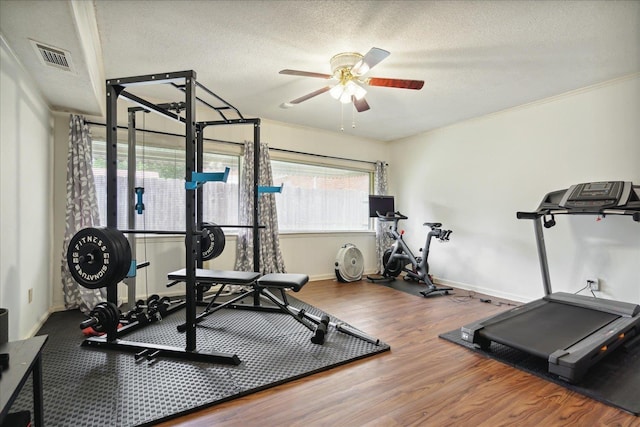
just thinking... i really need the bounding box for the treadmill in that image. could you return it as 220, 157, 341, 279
461, 181, 640, 383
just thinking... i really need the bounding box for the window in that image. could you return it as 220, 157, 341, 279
271, 160, 371, 232
91, 135, 373, 233
91, 139, 239, 230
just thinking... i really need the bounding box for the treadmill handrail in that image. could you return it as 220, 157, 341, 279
516, 211, 540, 219
517, 208, 639, 220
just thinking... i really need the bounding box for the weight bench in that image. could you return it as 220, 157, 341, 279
168, 269, 334, 344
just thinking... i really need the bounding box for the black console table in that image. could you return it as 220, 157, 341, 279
0, 335, 48, 427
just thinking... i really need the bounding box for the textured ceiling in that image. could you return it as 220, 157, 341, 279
1, 0, 639, 141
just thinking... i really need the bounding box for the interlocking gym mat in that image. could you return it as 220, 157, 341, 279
439, 329, 640, 416
10, 296, 389, 426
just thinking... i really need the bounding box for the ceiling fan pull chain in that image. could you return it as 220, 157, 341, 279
352, 103, 356, 129
340, 102, 345, 132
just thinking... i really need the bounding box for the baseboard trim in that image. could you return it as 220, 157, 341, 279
433, 277, 529, 303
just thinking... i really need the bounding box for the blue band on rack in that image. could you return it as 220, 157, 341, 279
258, 184, 283, 194
185, 167, 230, 190
127, 260, 137, 278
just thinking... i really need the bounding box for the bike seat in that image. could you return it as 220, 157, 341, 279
423, 222, 441, 228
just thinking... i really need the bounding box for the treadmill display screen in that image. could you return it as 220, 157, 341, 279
560, 181, 627, 210
578, 182, 614, 197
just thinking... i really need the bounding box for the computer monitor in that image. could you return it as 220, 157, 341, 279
368, 195, 395, 217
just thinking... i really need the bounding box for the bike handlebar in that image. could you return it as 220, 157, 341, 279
376, 211, 408, 221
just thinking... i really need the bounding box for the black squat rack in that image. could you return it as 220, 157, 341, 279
92, 70, 263, 363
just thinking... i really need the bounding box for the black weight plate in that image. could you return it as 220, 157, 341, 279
199, 227, 215, 261
117, 229, 132, 282
210, 225, 226, 259
106, 301, 120, 329
105, 228, 126, 285
102, 228, 122, 286
89, 302, 109, 333
105, 227, 131, 284
67, 227, 120, 289
202, 223, 226, 260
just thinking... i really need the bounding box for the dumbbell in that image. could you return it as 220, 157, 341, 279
132, 294, 160, 310
124, 309, 149, 325
130, 295, 164, 315
147, 295, 171, 321
311, 314, 331, 345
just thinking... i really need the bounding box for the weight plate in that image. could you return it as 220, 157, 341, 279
119, 230, 132, 280
211, 226, 226, 259
105, 227, 131, 284
102, 228, 122, 285
200, 223, 226, 260
89, 302, 118, 333
67, 228, 120, 289
106, 301, 120, 330
199, 227, 215, 261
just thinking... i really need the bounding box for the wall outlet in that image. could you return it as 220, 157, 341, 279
28, 288, 33, 303
587, 278, 599, 291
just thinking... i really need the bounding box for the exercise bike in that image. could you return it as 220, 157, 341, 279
369, 211, 453, 297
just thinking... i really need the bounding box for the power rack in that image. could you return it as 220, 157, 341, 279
95, 70, 263, 362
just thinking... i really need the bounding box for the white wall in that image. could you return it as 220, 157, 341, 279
50, 101, 387, 309
388, 75, 640, 303
0, 36, 52, 339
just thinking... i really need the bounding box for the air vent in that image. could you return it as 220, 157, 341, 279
30, 39, 74, 72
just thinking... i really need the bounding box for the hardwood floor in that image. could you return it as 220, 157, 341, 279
157, 279, 638, 426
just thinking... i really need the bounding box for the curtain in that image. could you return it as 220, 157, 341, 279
61, 115, 106, 314
234, 141, 286, 276
374, 161, 392, 273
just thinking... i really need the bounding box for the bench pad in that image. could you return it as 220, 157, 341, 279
257, 273, 309, 292
168, 268, 261, 285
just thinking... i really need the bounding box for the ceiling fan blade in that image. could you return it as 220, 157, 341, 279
289, 86, 331, 104
352, 96, 370, 113
279, 69, 332, 79
352, 47, 390, 76
367, 77, 424, 90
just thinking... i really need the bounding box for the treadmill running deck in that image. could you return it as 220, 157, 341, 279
481, 301, 619, 359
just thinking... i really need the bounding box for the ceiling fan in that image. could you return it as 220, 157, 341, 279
279, 47, 424, 112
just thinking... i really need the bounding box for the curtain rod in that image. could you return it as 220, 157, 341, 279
86, 121, 381, 166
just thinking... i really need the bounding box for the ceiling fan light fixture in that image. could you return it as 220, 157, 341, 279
349, 81, 367, 100
329, 84, 344, 100
280, 47, 419, 113
331, 80, 367, 103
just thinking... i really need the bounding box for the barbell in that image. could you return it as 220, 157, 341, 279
66, 224, 225, 289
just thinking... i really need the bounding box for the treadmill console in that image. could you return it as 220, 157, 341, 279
559, 181, 631, 210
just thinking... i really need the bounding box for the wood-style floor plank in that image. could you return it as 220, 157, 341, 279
157, 279, 638, 426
